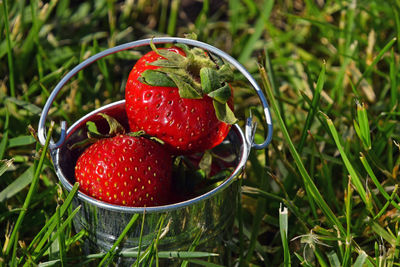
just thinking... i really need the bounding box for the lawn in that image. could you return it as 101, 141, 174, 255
1, 0, 400, 266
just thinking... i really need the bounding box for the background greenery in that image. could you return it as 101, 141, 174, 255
1, 0, 400, 266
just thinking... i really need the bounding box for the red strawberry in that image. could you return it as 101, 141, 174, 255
125, 44, 237, 154
75, 134, 172, 207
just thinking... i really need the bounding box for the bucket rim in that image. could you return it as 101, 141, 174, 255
52, 100, 248, 214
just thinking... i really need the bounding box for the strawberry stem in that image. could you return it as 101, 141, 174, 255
99, 113, 126, 136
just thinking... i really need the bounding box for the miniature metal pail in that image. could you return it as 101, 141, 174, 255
38, 38, 273, 265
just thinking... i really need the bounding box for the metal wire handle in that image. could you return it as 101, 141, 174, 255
38, 37, 273, 150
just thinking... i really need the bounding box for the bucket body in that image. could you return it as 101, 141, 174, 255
50, 100, 246, 265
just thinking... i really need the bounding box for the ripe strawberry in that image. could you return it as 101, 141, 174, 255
125, 43, 237, 154
75, 133, 172, 207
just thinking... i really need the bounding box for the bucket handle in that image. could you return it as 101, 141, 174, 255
38, 37, 273, 151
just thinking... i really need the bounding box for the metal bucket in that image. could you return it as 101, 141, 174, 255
37, 37, 273, 265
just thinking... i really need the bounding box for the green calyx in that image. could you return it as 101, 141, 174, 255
69, 114, 167, 150
128, 130, 165, 145
69, 113, 126, 150
138, 41, 238, 124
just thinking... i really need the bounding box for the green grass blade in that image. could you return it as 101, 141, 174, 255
56, 205, 66, 267
181, 226, 203, 267
30, 0, 44, 81
332, 0, 357, 103
0, 165, 34, 202
158, 0, 168, 33
294, 252, 314, 267
65, 229, 86, 248
314, 248, 329, 267
243, 150, 269, 263
259, 64, 345, 234
137, 251, 220, 259
20, 0, 58, 57
390, 48, 398, 109
344, 180, 353, 267
134, 212, 146, 266
342, 0, 357, 55
298, 63, 326, 153
134, 216, 165, 265
394, 229, 400, 261
342, 236, 352, 267
279, 204, 291, 267
229, 0, 241, 35
242, 185, 309, 229
327, 251, 341, 267
167, 0, 180, 36
148, 215, 166, 266
28, 183, 80, 254
106, 0, 116, 47
394, 4, 400, 53
184, 259, 224, 267
5, 97, 42, 115
236, 179, 244, 263
238, 0, 274, 64
31, 205, 82, 263
0, 107, 10, 160
4, 122, 54, 257
360, 153, 400, 210
10, 231, 19, 267
0, 158, 13, 177
373, 185, 398, 220
368, 219, 397, 245
98, 213, 140, 266
38, 250, 219, 266
355, 37, 397, 89
92, 39, 113, 94
354, 101, 371, 150
323, 113, 372, 212
264, 48, 286, 124
8, 135, 36, 148
1, 0, 15, 97
194, 0, 209, 36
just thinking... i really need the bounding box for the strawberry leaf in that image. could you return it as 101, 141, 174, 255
175, 43, 191, 55
128, 130, 146, 137
209, 168, 234, 182
183, 32, 198, 40
207, 83, 231, 104
157, 49, 187, 63
213, 100, 238, 124
87, 121, 101, 136
99, 113, 125, 136
200, 67, 220, 94
167, 73, 202, 99
139, 69, 176, 87
68, 138, 97, 150
86, 121, 108, 139
217, 64, 234, 82
128, 130, 166, 145
198, 150, 213, 177
149, 59, 181, 68
191, 47, 209, 58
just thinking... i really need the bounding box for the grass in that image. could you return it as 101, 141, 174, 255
1, 0, 400, 266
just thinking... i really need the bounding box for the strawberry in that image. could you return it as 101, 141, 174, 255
125, 42, 237, 154
74, 115, 172, 207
